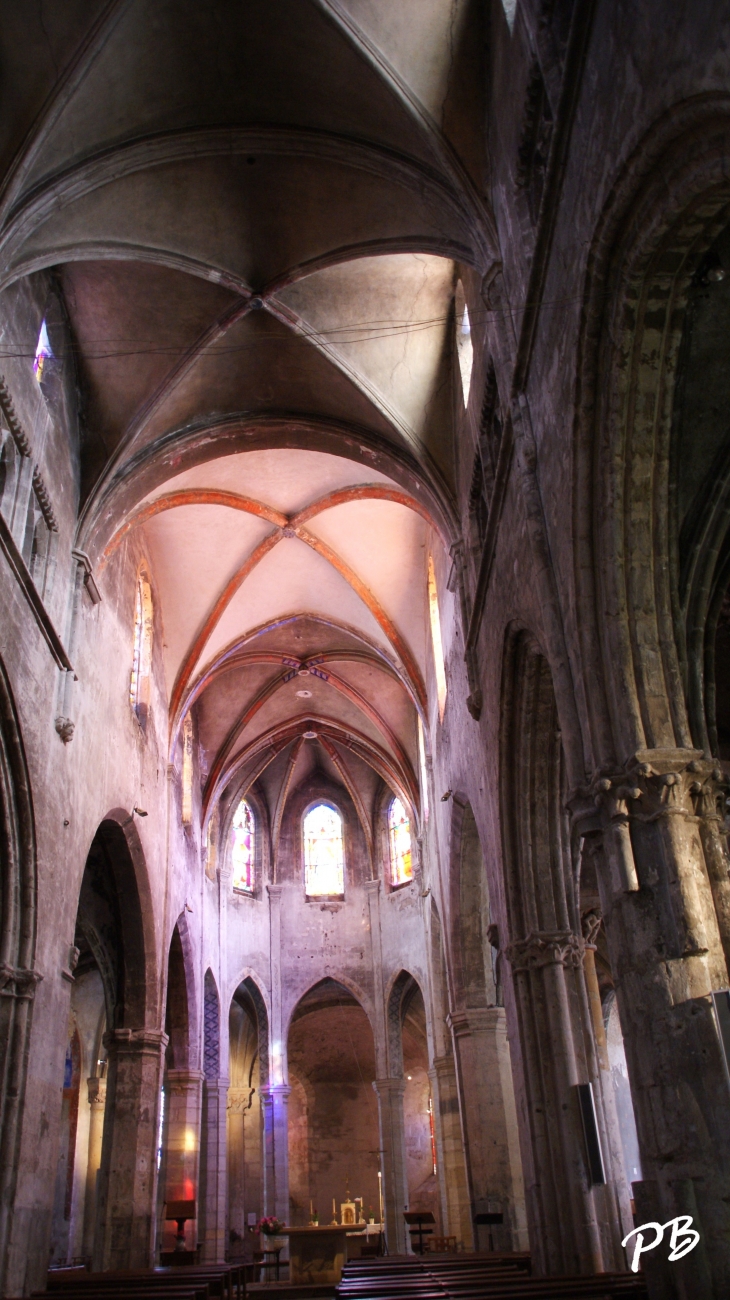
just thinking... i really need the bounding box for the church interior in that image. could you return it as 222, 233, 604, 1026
0, 3, 729, 1299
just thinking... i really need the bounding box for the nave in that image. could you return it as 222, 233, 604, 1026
1, 3, 730, 1300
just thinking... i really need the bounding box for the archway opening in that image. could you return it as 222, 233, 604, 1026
52, 817, 157, 1272
287, 979, 378, 1226
228, 979, 267, 1259
400, 981, 439, 1228
159, 923, 198, 1256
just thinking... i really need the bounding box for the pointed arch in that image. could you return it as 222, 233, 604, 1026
0, 656, 38, 1294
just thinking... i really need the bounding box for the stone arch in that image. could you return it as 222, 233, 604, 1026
70, 813, 164, 1271
165, 915, 196, 1071
75, 811, 157, 1030
449, 797, 498, 1012
0, 656, 38, 1294
386, 969, 423, 1078
500, 626, 628, 1276
285, 972, 375, 1048
574, 95, 730, 764
233, 975, 269, 1088
287, 976, 379, 1229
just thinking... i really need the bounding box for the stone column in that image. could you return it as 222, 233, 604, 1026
505, 933, 608, 1275
82, 1076, 106, 1261
372, 1077, 409, 1254
227, 1087, 249, 1246
428, 1057, 472, 1250
165, 1069, 204, 1248
587, 756, 730, 1298
93, 1028, 167, 1271
200, 1077, 229, 1262
580, 916, 633, 1245
448, 1008, 527, 1251
260, 1084, 291, 1225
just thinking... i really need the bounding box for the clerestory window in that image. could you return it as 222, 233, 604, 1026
231, 798, 255, 892
304, 802, 344, 897
388, 797, 413, 887
427, 555, 447, 722
455, 281, 474, 408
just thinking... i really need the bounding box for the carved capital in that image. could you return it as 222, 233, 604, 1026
505, 930, 584, 971
0, 962, 43, 999
87, 1076, 107, 1106
228, 1086, 254, 1114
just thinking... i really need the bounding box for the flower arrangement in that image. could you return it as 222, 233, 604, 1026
257, 1216, 284, 1236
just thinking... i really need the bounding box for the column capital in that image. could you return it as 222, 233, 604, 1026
87, 1076, 107, 1105
0, 962, 43, 1000
104, 1027, 169, 1054
447, 1006, 504, 1037
227, 1086, 253, 1113
364, 879, 381, 897
372, 1076, 406, 1098
505, 930, 584, 971
260, 1083, 291, 1100
166, 1068, 205, 1088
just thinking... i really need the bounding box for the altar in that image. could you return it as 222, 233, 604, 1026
283, 1225, 352, 1284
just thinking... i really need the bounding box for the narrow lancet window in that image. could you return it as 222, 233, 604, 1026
455, 281, 474, 407
181, 713, 194, 824
388, 797, 412, 886
130, 571, 153, 725
427, 555, 447, 721
304, 803, 344, 897
231, 799, 255, 892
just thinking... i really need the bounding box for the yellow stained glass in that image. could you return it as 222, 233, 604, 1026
304, 803, 344, 896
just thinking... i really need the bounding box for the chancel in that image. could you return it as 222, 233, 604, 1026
0, 5, 729, 1300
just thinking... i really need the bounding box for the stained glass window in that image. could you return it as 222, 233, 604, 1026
388, 797, 413, 886
33, 319, 53, 384
231, 799, 255, 892
304, 803, 344, 897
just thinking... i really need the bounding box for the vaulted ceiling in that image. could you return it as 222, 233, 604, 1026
1, 0, 493, 842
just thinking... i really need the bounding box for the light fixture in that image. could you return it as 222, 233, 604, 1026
303, 730, 317, 739
296, 689, 312, 698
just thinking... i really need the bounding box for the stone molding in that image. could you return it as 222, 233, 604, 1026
372, 1076, 406, 1098
166, 1068, 205, 1089
260, 1083, 291, 1100
0, 962, 43, 999
505, 930, 584, 971
447, 1007, 504, 1038
104, 1027, 169, 1054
